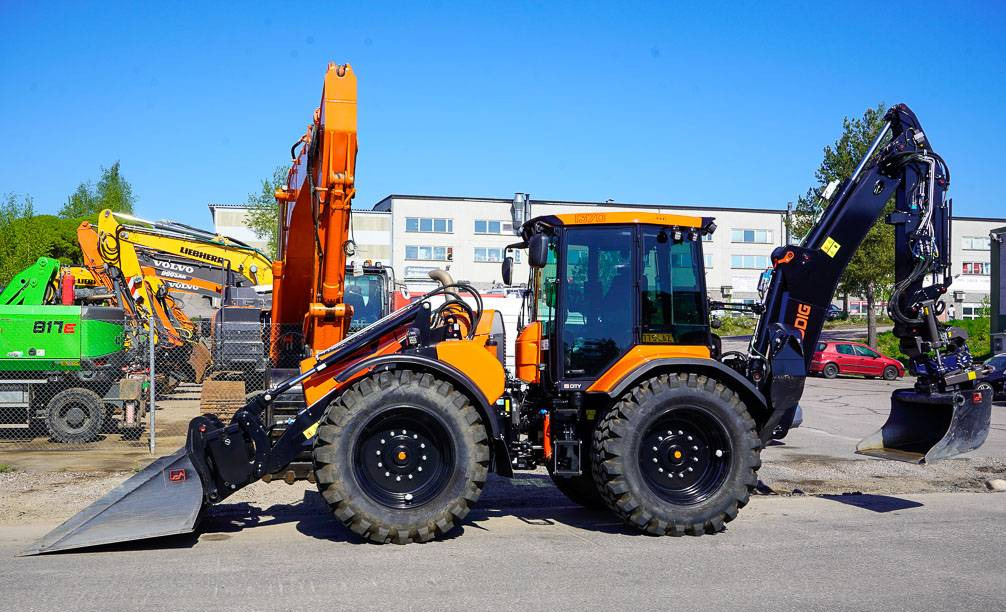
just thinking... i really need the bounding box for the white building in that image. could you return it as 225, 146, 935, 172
208, 204, 392, 264
210, 196, 1005, 314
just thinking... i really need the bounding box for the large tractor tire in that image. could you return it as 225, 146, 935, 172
592, 373, 761, 536
45, 388, 106, 444
313, 369, 490, 544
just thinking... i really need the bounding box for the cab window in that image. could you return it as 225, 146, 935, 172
640, 229, 707, 345
562, 227, 634, 379
533, 235, 559, 337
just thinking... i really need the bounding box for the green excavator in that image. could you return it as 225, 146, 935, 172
0, 257, 147, 443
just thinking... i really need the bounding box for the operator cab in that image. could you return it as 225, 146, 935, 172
506, 212, 717, 391
345, 262, 394, 332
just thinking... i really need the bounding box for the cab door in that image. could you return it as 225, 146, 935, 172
555, 226, 636, 385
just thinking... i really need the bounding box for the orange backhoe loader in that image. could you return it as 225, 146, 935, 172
21, 66, 993, 555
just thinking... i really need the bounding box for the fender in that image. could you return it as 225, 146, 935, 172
601, 357, 769, 421
334, 353, 513, 476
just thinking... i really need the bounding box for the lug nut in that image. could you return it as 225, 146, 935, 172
715, 449, 724, 457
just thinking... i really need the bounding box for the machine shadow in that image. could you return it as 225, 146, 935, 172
203, 473, 644, 543
818, 493, 924, 513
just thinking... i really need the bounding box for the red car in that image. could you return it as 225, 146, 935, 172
810, 341, 905, 380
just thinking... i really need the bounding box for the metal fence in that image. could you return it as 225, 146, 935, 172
0, 322, 285, 472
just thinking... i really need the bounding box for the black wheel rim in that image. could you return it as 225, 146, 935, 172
352, 405, 454, 509
637, 406, 731, 505
56, 402, 93, 434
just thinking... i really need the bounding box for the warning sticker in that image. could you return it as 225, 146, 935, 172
303, 421, 320, 439
821, 236, 841, 257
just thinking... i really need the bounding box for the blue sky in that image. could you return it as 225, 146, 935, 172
1, 2, 1004, 226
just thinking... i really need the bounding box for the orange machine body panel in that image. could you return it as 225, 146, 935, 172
298, 311, 506, 409
434, 339, 506, 406
272, 63, 359, 361
514, 321, 542, 384
587, 344, 712, 393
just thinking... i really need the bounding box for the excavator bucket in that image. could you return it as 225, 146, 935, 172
19, 450, 205, 556
856, 387, 992, 464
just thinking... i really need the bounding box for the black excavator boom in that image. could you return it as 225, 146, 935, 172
745, 103, 991, 461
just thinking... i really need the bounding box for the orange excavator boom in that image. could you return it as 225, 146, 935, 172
271, 62, 358, 364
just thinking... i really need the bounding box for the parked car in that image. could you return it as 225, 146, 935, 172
825, 304, 842, 321
810, 341, 905, 380
981, 354, 1006, 398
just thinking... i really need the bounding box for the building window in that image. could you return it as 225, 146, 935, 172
474, 220, 513, 235
961, 304, 985, 320
701, 233, 713, 242
731, 229, 773, 244
473, 247, 518, 262
704, 254, 713, 268
406, 217, 453, 233
730, 254, 770, 269
962, 236, 990, 250
962, 262, 990, 275
405, 245, 452, 261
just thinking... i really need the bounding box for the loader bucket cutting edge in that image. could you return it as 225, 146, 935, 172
18, 449, 205, 556
855, 387, 992, 464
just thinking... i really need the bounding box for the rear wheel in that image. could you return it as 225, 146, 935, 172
313, 370, 490, 544
883, 366, 898, 381
822, 363, 839, 379
46, 388, 105, 444
592, 373, 761, 536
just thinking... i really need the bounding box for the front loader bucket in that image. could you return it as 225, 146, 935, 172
856, 388, 992, 464
19, 449, 205, 556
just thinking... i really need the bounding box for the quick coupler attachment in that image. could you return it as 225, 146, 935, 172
856, 387, 992, 464
186, 413, 262, 503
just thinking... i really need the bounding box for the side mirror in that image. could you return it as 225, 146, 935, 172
501, 256, 514, 286
528, 233, 549, 268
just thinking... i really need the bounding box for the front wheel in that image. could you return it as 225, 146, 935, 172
883, 366, 899, 381
592, 373, 761, 536
46, 388, 105, 444
313, 370, 490, 544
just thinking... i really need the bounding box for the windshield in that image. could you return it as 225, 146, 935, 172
346, 272, 388, 331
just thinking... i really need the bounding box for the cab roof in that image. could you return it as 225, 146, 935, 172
524, 211, 716, 235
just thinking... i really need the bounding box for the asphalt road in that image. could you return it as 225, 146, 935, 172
2, 491, 1004, 612
2, 376, 1004, 611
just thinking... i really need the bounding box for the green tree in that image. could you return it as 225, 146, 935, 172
58, 161, 135, 218
0, 193, 43, 285
245, 166, 289, 258
789, 103, 892, 348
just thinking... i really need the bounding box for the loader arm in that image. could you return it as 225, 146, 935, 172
746, 103, 990, 460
